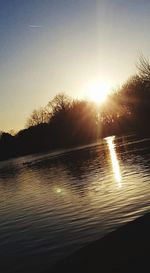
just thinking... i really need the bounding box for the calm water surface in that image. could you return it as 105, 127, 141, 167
0, 135, 150, 272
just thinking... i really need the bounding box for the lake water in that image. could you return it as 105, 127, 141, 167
0, 135, 150, 272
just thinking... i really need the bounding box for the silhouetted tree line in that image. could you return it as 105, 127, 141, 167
1, 55, 150, 161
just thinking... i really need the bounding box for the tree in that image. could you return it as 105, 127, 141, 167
0, 132, 15, 160
48, 93, 72, 117
26, 107, 51, 128
69, 100, 99, 142
136, 54, 150, 81
111, 57, 150, 134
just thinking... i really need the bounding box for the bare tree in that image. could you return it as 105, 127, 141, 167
26, 107, 51, 128
47, 93, 72, 116
136, 54, 150, 81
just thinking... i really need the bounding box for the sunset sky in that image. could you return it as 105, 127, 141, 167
1, 0, 150, 132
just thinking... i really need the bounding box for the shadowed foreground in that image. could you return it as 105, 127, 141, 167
51, 213, 150, 273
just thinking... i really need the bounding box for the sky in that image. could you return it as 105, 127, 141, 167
1, 0, 150, 132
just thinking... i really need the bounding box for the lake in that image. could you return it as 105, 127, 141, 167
0, 135, 150, 273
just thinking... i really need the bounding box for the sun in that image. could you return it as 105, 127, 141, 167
86, 82, 111, 104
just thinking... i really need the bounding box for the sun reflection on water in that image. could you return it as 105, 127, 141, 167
105, 136, 122, 187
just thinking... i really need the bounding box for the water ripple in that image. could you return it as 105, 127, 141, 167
0, 135, 150, 272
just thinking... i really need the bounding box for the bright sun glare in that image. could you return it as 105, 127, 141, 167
86, 82, 111, 104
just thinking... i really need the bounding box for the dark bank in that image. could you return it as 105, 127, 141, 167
51, 213, 150, 273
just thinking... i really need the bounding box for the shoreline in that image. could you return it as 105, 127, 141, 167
51, 213, 150, 273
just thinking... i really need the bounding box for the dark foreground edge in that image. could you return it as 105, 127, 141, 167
50, 213, 150, 273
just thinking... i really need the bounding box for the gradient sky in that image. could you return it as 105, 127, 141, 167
1, 0, 150, 132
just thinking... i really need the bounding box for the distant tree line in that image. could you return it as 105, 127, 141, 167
1, 55, 150, 161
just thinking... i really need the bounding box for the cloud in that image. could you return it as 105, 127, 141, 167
29, 25, 43, 28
